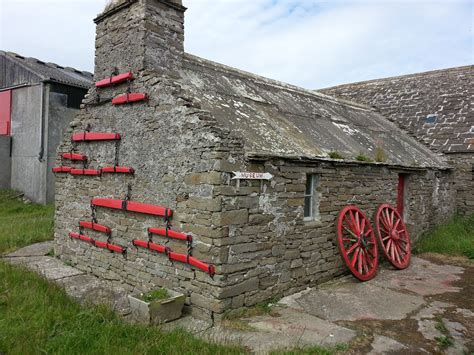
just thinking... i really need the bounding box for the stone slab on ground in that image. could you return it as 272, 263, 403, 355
281, 281, 424, 322
368, 335, 407, 355
246, 307, 356, 346
4, 241, 54, 258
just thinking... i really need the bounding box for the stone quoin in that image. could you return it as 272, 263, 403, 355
54, 0, 458, 321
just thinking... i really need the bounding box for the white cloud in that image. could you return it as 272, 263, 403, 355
1, 0, 472, 88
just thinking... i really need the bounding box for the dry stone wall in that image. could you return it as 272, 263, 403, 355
209, 160, 455, 311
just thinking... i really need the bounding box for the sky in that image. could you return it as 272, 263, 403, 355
0, 0, 472, 89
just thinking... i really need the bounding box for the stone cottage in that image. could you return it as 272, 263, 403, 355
53, 0, 456, 320
320, 66, 473, 214
0, 50, 93, 203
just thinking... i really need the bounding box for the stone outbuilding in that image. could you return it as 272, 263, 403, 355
0, 51, 93, 203
320, 66, 473, 214
53, 0, 457, 321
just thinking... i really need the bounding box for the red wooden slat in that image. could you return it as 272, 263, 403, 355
52, 166, 72, 173
126, 201, 173, 218
70, 169, 101, 176
188, 256, 215, 276
95, 72, 134, 88
69, 232, 93, 244
101, 166, 135, 174
94, 240, 125, 254
79, 221, 111, 234
71, 132, 121, 142
112, 93, 148, 105
62, 153, 88, 161
168, 252, 188, 263
91, 198, 173, 218
132, 240, 169, 254
148, 228, 191, 242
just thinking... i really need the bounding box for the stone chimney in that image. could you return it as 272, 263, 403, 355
93, 0, 186, 78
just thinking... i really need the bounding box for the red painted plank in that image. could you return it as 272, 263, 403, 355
71, 132, 121, 142
188, 256, 215, 276
52, 166, 72, 173
95, 72, 134, 88
94, 240, 125, 254
62, 153, 88, 161
79, 221, 111, 234
101, 166, 135, 174
168, 252, 188, 263
132, 240, 169, 254
112, 93, 148, 105
127, 201, 173, 218
91, 198, 173, 218
70, 169, 101, 176
69, 232, 93, 244
148, 228, 191, 242
92, 198, 123, 210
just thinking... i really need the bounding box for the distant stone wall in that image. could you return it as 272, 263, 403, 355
320, 66, 473, 153
320, 66, 473, 214
447, 153, 474, 215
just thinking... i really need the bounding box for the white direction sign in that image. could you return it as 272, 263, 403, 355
232, 172, 274, 180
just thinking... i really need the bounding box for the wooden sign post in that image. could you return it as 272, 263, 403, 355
231, 171, 274, 191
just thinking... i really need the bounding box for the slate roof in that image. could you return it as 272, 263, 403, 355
1, 50, 93, 89
180, 54, 448, 169
319, 66, 474, 154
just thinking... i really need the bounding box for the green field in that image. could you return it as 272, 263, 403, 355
0, 189, 55, 253
415, 213, 474, 259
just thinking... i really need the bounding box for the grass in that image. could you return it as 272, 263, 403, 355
414, 214, 474, 259
270, 343, 348, 355
355, 153, 372, 163
328, 151, 344, 160
222, 299, 280, 331
140, 288, 170, 302
374, 146, 387, 162
433, 317, 454, 350
0, 189, 54, 254
0, 261, 245, 354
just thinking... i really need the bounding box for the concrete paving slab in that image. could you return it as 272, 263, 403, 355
283, 281, 424, 322
246, 307, 356, 346
368, 335, 407, 354
4, 241, 53, 257
19, 256, 84, 280
412, 301, 453, 320
56, 274, 131, 316
371, 257, 464, 296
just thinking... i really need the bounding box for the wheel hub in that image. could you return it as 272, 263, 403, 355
391, 229, 399, 240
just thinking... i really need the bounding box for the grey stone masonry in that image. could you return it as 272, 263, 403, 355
320, 66, 473, 215
54, 0, 458, 321
320, 66, 474, 154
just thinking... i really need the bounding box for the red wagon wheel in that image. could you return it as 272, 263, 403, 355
337, 205, 379, 281
375, 204, 411, 269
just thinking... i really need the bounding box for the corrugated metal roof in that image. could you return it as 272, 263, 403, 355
181, 54, 449, 169
1, 50, 93, 89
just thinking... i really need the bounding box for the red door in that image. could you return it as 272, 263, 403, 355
397, 174, 405, 218
0, 90, 12, 136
